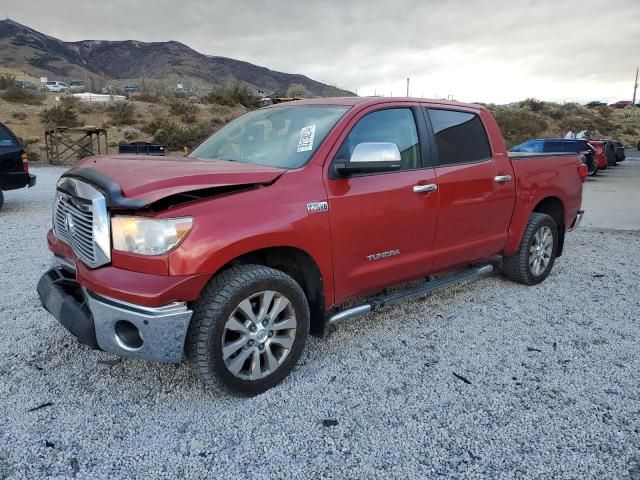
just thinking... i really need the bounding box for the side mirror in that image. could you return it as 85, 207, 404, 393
334, 142, 402, 176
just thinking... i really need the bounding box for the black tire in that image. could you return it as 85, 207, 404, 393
587, 162, 598, 176
503, 213, 558, 285
185, 265, 310, 396
0, 190, 3, 212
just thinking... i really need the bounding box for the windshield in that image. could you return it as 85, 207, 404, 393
189, 105, 349, 168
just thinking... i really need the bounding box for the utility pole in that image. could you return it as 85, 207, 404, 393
633, 67, 639, 107
406, 77, 410, 97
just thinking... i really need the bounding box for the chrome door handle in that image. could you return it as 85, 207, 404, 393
413, 183, 438, 193
494, 175, 512, 184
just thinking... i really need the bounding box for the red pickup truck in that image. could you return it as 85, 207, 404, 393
38, 98, 586, 395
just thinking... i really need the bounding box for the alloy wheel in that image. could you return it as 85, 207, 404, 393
529, 226, 553, 276
221, 290, 297, 381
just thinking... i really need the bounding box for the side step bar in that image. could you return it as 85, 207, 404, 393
327, 264, 494, 325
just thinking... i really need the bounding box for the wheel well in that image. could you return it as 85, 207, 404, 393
221, 247, 326, 337
533, 197, 565, 256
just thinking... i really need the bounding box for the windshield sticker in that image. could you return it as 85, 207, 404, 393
297, 125, 316, 152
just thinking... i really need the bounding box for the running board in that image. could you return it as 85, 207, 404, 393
327, 264, 494, 325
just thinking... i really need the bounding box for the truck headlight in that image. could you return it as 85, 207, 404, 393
111, 216, 193, 255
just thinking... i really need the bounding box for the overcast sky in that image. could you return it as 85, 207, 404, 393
4, 0, 639, 103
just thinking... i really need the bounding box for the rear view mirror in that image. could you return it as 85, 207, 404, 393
334, 142, 402, 176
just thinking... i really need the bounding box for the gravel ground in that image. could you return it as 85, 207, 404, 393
1, 166, 639, 479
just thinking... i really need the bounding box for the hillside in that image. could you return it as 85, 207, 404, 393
0, 19, 353, 97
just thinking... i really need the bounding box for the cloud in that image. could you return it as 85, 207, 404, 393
5, 0, 639, 103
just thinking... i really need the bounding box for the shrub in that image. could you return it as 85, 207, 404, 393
0, 73, 16, 89
143, 118, 213, 151
181, 112, 197, 124
521, 98, 545, 112
11, 111, 27, 121
169, 100, 198, 116
107, 102, 136, 125
78, 102, 106, 115
122, 127, 140, 140
1, 86, 46, 105
132, 91, 162, 103
489, 107, 549, 148
39, 105, 80, 127
207, 81, 260, 109
58, 94, 81, 110
286, 83, 309, 98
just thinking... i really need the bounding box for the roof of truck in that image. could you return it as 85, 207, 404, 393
271, 96, 486, 110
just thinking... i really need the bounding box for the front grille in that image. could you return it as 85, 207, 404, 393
53, 193, 96, 264
52, 177, 110, 269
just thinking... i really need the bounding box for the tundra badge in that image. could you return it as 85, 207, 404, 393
307, 201, 329, 214
367, 249, 401, 261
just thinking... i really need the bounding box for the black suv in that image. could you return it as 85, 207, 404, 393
510, 139, 598, 176
0, 122, 36, 212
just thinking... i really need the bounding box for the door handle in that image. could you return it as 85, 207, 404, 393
413, 183, 438, 193
494, 175, 512, 184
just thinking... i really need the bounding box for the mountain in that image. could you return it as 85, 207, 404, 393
0, 19, 353, 96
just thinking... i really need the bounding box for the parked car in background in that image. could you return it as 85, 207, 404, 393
69, 80, 86, 93
510, 139, 598, 176
609, 101, 633, 109
45, 81, 70, 92
600, 140, 617, 166
38, 97, 586, 395
586, 101, 606, 108
611, 140, 626, 162
587, 141, 608, 170
0, 122, 36, 212
123, 85, 140, 96
15, 80, 37, 90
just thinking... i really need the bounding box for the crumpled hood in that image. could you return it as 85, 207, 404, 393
66, 155, 286, 207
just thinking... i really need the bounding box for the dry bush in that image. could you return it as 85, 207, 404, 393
489, 106, 549, 147
11, 111, 27, 121
169, 100, 198, 116
142, 118, 213, 151
286, 83, 309, 98
1, 86, 46, 105
107, 102, 136, 126
0, 73, 16, 89
207, 81, 260, 109
39, 105, 80, 127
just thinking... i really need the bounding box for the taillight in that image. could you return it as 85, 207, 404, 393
21, 152, 29, 172
578, 162, 588, 182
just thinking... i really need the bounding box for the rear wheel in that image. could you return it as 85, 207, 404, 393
503, 213, 558, 285
185, 265, 309, 396
0, 190, 4, 212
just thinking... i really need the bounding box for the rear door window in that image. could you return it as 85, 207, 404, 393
426, 109, 491, 165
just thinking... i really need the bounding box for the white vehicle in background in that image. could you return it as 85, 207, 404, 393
44, 81, 70, 92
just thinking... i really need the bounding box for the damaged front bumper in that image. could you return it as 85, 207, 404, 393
37, 258, 193, 363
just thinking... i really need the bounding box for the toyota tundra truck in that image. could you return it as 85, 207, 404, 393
38, 98, 586, 395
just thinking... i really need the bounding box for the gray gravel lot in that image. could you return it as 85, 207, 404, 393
1, 166, 639, 479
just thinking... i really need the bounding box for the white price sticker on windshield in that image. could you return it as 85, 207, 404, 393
297, 125, 316, 152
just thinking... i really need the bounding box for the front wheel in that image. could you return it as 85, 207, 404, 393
0, 190, 3, 212
587, 162, 598, 176
185, 265, 309, 396
503, 213, 558, 285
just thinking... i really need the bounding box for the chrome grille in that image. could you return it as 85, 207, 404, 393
53, 193, 96, 264
53, 177, 111, 268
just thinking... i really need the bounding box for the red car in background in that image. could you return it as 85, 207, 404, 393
588, 141, 608, 170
